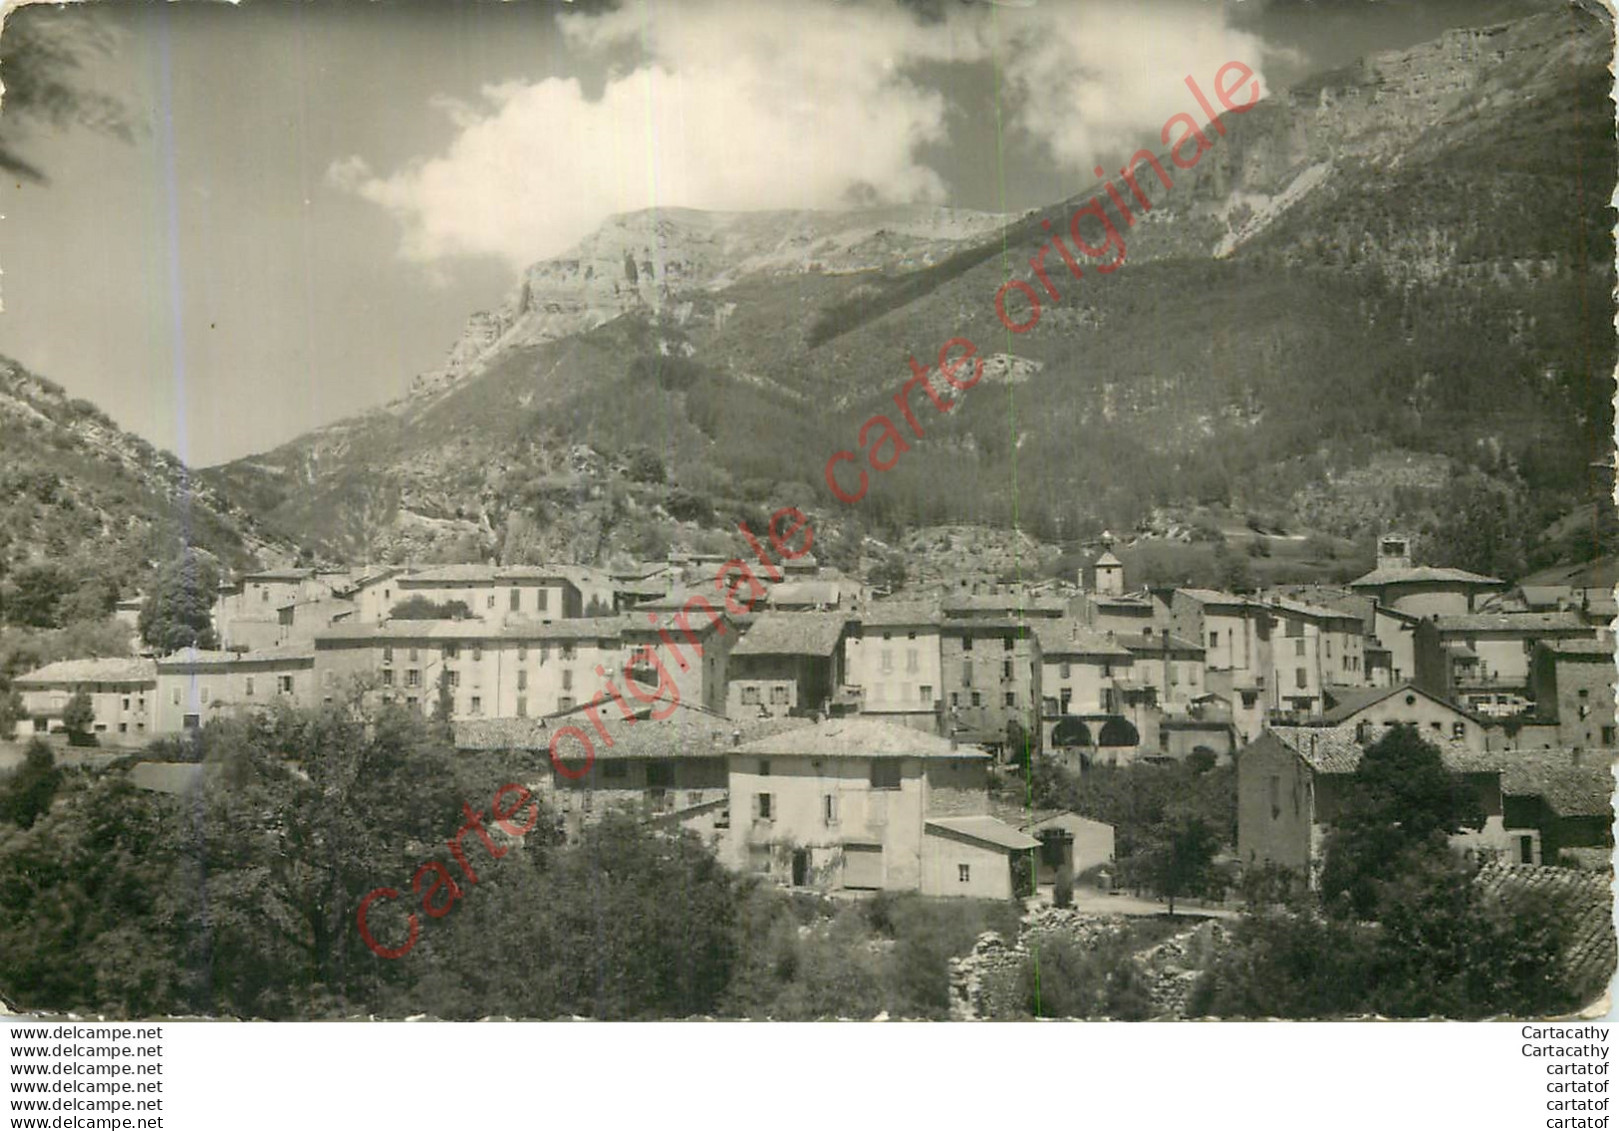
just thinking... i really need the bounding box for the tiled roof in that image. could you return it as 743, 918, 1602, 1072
1500, 752, 1614, 818
1113, 632, 1204, 657
158, 643, 316, 669
1023, 810, 1115, 835
1316, 682, 1483, 727
1174, 587, 1265, 608
1348, 565, 1505, 588
1267, 725, 1499, 775
454, 702, 810, 759
768, 581, 841, 606
1473, 863, 1615, 1001
1539, 635, 1615, 659
855, 600, 940, 628
942, 593, 1068, 617
129, 762, 220, 795
316, 617, 626, 644
14, 658, 157, 686
1032, 618, 1133, 658
399, 564, 573, 585
735, 716, 988, 759
731, 612, 848, 657
1268, 596, 1365, 625
241, 568, 314, 582
1431, 611, 1589, 634
925, 816, 1041, 852
1093, 551, 1123, 567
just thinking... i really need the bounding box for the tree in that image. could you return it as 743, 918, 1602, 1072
0, 687, 23, 740
61, 689, 94, 743
1137, 813, 1219, 914
869, 553, 907, 592
625, 446, 666, 485
2, 563, 73, 627
0, 738, 60, 828
0, 9, 131, 183
389, 596, 472, 620
139, 555, 219, 655
1320, 724, 1485, 920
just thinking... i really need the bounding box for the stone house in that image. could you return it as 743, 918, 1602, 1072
1314, 682, 1499, 753
390, 564, 583, 622
843, 601, 942, 733
1499, 751, 1614, 866
1236, 725, 1512, 886
153, 644, 317, 734
13, 658, 157, 741
1528, 634, 1617, 749
1414, 610, 1595, 716
939, 617, 1043, 754
725, 611, 848, 719
727, 717, 1034, 897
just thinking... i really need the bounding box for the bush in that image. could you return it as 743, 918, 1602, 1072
389, 596, 474, 620
0, 738, 61, 828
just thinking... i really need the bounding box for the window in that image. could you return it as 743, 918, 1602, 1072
406, 669, 421, 688
769, 685, 790, 705
470, 695, 482, 715
958, 864, 970, 884
1429, 722, 1441, 733
561, 644, 577, 661
409, 648, 419, 662
517, 669, 528, 690
538, 590, 549, 612
510, 588, 521, 612
518, 644, 528, 661
383, 647, 394, 665
446, 670, 460, 689
472, 646, 483, 662
562, 669, 573, 691
919, 684, 932, 704
881, 649, 894, 674
1004, 691, 1015, 707
870, 761, 902, 790
558, 696, 574, 712
823, 794, 838, 825
970, 691, 982, 708
906, 648, 919, 673
119, 723, 127, 734
1579, 688, 1590, 699
1604, 726, 1617, 746
122, 696, 130, 710
742, 685, 761, 706
1059, 662, 1071, 680
381, 669, 394, 687
962, 637, 974, 652
278, 675, 293, 695
1452, 722, 1466, 739
200, 685, 210, 704
759, 759, 770, 777
1044, 696, 1059, 715
516, 696, 527, 718
602, 761, 627, 780
755, 793, 774, 820
1268, 775, 1281, 820
444, 644, 459, 660
487, 595, 496, 610
1294, 668, 1307, 689
243, 678, 254, 698
962, 659, 974, 686
1209, 631, 1218, 648
1294, 639, 1305, 657
949, 692, 959, 707
1002, 660, 1013, 681
646, 761, 675, 788
906, 631, 917, 641
406, 696, 418, 710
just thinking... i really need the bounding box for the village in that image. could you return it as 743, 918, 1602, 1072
7, 526, 1612, 929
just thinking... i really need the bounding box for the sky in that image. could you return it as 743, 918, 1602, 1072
0, 0, 1556, 468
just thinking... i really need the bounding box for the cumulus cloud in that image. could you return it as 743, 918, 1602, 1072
332, 0, 1271, 271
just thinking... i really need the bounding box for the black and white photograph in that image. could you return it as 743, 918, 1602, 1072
0, 0, 1613, 1092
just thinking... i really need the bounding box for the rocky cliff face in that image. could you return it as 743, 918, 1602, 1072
211, 5, 1615, 571
407, 205, 1016, 398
